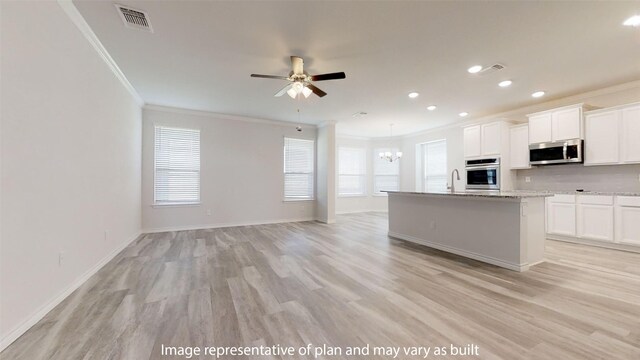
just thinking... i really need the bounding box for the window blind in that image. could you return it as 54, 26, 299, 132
284, 138, 315, 200
422, 140, 447, 192
338, 147, 366, 196
373, 148, 400, 194
154, 126, 200, 204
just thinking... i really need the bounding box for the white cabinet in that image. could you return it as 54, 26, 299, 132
509, 124, 530, 169
463, 125, 481, 158
528, 113, 552, 144
577, 195, 614, 242
552, 107, 582, 141
546, 195, 576, 237
481, 122, 501, 156
615, 196, 640, 246
585, 110, 620, 165
528, 104, 583, 144
621, 105, 640, 163
585, 103, 640, 166
463, 121, 505, 159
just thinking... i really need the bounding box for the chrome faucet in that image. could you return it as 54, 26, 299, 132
448, 169, 460, 193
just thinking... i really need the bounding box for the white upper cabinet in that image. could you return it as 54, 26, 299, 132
528, 104, 583, 144
584, 103, 640, 166
463, 125, 481, 158
585, 110, 620, 165
509, 124, 530, 169
528, 113, 552, 144
621, 105, 640, 163
480, 122, 501, 156
463, 121, 508, 159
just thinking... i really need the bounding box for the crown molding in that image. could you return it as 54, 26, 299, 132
143, 104, 318, 129
57, 0, 144, 106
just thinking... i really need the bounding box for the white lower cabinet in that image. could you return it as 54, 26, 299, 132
616, 196, 640, 246
546, 194, 640, 248
546, 195, 576, 237
577, 195, 614, 242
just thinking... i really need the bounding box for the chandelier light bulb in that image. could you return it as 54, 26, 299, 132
301, 86, 312, 98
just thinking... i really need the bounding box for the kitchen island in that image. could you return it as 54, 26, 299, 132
386, 191, 553, 271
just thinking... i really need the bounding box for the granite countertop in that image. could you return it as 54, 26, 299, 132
511, 190, 640, 197
384, 191, 552, 199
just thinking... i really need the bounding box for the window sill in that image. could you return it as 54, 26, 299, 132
283, 198, 316, 202
372, 193, 389, 197
152, 202, 202, 208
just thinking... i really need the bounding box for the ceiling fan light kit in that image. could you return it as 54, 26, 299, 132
251, 56, 345, 99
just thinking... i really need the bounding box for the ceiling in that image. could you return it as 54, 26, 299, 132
74, 1, 640, 137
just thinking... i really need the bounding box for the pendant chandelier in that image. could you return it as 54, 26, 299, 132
379, 124, 403, 162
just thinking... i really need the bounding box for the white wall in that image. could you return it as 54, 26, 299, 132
316, 123, 336, 223
0, 0, 142, 348
335, 137, 402, 214
141, 106, 317, 232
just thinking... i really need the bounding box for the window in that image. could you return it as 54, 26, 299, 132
284, 138, 315, 200
338, 147, 366, 196
421, 139, 447, 192
373, 148, 400, 194
154, 126, 201, 205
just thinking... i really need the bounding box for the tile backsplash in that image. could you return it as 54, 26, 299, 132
515, 164, 640, 193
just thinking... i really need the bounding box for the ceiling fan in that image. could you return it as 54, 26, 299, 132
251, 56, 346, 98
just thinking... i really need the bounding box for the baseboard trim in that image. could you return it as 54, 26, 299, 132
142, 217, 317, 233
547, 235, 640, 254
0, 231, 143, 352
336, 210, 388, 215
388, 231, 530, 272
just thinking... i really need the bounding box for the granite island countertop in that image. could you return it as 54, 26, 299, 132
384, 190, 553, 199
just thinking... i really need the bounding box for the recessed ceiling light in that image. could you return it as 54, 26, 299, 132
498, 80, 512, 88
459, 112, 469, 117
408, 92, 419, 98
623, 15, 640, 27
532, 91, 545, 98
467, 65, 482, 74
427, 105, 437, 111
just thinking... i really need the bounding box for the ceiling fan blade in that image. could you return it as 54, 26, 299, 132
274, 83, 293, 97
310, 72, 346, 81
251, 74, 289, 80
291, 56, 304, 75
306, 83, 327, 97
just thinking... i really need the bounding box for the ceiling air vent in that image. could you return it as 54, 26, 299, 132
115, 4, 153, 32
477, 63, 505, 75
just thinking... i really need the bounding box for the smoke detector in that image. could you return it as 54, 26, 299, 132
115, 4, 153, 32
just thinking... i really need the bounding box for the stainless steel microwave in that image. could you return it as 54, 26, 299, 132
465, 158, 500, 190
529, 139, 583, 165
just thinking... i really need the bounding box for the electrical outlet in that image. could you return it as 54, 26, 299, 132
206, 209, 212, 216
58, 251, 65, 266
430, 221, 436, 230
638, 174, 640, 183
525, 176, 531, 183
104, 230, 108, 242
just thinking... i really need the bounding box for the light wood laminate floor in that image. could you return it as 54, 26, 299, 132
2, 212, 639, 360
